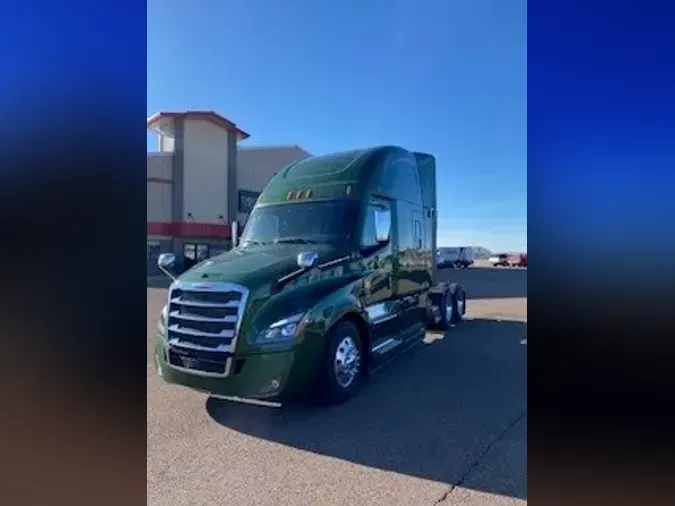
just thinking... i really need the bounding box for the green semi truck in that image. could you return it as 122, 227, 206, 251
153, 146, 466, 404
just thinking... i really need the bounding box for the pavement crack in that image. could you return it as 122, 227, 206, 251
434, 484, 456, 504
433, 409, 527, 504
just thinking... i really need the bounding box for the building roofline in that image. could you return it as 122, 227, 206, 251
237, 144, 311, 156
147, 111, 250, 141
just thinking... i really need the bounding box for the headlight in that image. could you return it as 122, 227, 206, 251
257, 313, 307, 343
158, 305, 168, 332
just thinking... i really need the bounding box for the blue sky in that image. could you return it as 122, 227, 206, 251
148, 0, 526, 252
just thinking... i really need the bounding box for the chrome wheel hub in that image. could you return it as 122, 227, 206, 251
457, 295, 465, 316
445, 299, 453, 322
334, 336, 361, 388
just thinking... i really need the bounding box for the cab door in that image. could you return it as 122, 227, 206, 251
392, 207, 429, 334
359, 197, 400, 350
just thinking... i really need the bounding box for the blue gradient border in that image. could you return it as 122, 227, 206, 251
529, 1, 675, 270
0, 1, 146, 180
1, 1, 674, 505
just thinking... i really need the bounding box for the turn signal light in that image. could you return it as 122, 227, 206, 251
287, 188, 313, 200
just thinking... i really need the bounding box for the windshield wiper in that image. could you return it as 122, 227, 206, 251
274, 238, 317, 245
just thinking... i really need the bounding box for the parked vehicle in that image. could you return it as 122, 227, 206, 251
154, 146, 466, 405
515, 253, 527, 267
489, 253, 510, 267
437, 247, 474, 268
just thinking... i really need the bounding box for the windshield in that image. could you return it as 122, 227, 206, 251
240, 201, 359, 246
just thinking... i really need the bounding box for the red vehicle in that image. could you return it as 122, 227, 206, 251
490, 252, 526, 267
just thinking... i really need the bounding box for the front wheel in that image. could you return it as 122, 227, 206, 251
318, 320, 365, 404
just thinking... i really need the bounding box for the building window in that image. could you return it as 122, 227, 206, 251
147, 241, 160, 260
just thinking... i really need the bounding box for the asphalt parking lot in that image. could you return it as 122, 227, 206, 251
147, 266, 527, 506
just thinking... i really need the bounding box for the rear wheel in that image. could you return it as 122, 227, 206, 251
427, 285, 457, 331
449, 284, 466, 324
318, 320, 364, 404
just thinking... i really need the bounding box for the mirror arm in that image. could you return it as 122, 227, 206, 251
157, 253, 178, 282
159, 264, 177, 282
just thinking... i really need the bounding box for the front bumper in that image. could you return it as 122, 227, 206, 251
154, 334, 322, 400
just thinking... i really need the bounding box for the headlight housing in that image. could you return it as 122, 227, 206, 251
257, 313, 307, 344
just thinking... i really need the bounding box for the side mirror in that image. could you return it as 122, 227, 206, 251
374, 208, 391, 243
297, 250, 319, 269
157, 253, 177, 281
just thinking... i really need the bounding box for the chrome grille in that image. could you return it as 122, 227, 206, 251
165, 281, 249, 377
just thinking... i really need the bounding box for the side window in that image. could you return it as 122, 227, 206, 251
361, 200, 391, 248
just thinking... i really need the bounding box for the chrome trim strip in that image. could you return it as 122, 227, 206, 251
170, 297, 239, 308
317, 255, 350, 269
372, 338, 395, 352
277, 268, 304, 284
168, 324, 235, 339
276, 255, 351, 285
173, 281, 242, 292
371, 313, 397, 325
209, 394, 282, 408
168, 339, 232, 353
371, 337, 402, 354
169, 311, 237, 323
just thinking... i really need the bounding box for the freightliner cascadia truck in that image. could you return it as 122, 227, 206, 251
153, 146, 467, 404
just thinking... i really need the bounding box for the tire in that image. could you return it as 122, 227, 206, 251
428, 285, 457, 331
448, 284, 466, 324
318, 320, 365, 404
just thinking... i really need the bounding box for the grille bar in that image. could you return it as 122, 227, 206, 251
168, 338, 232, 353
170, 297, 239, 308
169, 311, 237, 323
168, 324, 235, 339
165, 281, 249, 377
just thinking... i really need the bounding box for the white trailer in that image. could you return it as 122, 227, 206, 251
437, 247, 475, 268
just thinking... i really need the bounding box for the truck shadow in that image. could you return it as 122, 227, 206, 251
206, 318, 527, 500
439, 267, 527, 300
